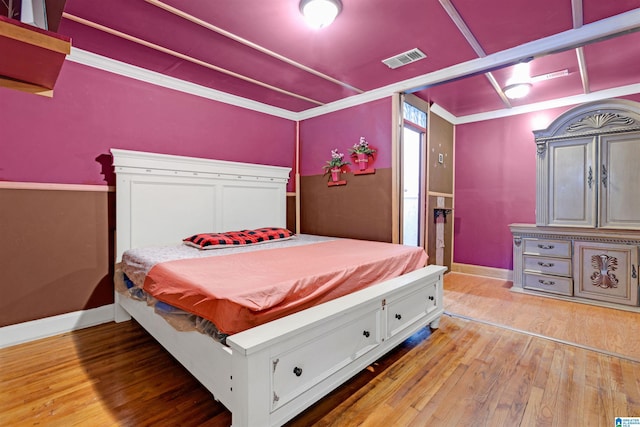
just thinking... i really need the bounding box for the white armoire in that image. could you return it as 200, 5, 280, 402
511, 99, 640, 309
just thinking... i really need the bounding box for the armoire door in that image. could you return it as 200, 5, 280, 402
573, 241, 639, 306
598, 132, 640, 229
547, 137, 597, 227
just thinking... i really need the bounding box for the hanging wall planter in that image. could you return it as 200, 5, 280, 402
330, 167, 341, 181
323, 148, 349, 187
350, 136, 376, 175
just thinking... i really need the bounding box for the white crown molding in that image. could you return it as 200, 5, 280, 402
66, 48, 299, 121
453, 83, 640, 125
296, 8, 640, 121
66, 8, 640, 125
0, 304, 114, 349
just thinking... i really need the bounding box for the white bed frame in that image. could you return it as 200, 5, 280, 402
111, 149, 446, 427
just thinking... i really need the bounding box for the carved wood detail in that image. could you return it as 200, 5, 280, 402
590, 254, 619, 289
567, 113, 634, 133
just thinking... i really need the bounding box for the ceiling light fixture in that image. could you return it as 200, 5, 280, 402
300, 0, 342, 29
503, 62, 532, 99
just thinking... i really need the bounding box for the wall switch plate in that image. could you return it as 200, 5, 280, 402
438, 153, 444, 164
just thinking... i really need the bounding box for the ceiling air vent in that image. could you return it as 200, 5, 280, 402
382, 48, 427, 69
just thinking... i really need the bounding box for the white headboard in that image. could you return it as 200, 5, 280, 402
111, 149, 291, 261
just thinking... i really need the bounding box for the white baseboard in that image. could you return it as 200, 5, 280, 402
0, 304, 115, 349
451, 263, 513, 281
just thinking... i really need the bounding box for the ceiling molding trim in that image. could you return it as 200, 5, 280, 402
296, 8, 640, 121
576, 47, 590, 94
452, 83, 640, 125
429, 103, 457, 124
438, 0, 486, 57
571, 0, 584, 28
144, 0, 364, 95
295, 87, 392, 120
439, 1, 514, 111
66, 48, 300, 121
484, 72, 512, 107
62, 12, 325, 107
65, 9, 640, 124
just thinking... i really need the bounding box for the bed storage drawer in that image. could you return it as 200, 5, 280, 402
523, 255, 571, 276
386, 281, 437, 338
270, 307, 381, 410
523, 272, 573, 296
523, 238, 571, 258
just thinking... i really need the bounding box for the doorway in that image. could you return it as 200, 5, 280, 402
402, 125, 423, 246
400, 97, 427, 247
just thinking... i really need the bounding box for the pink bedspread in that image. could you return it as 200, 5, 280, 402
143, 239, 427, 335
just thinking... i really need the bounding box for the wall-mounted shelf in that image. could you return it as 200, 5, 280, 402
0, 15, 71, 96
353, 168, 375, 175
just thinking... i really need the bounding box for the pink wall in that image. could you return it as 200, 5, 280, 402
299, 98, 392, 176
453, 94, 640, 270
0, 61, 296, 187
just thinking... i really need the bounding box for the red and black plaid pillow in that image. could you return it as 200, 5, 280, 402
184, 227, 294, 249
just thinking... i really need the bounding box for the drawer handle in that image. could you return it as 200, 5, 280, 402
293, 367, 303, 377
395, 314, 402, 320
538, 262, 555, 267
428, 296, 435, 301
363, 330, 370, 338
538, 279, 556, 286
537, 244, 555, 250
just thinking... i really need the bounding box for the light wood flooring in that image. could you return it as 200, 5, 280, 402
444, 273, 640, 362
2, 272, 640, 426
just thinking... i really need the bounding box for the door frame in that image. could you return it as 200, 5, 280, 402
392, 93, 429, 246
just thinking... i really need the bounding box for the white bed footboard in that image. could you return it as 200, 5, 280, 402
116, 265, 445, 427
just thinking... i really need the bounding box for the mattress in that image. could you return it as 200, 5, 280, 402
119, 234, 428, 337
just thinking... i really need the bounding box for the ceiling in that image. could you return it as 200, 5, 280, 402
56, 0, 640, 121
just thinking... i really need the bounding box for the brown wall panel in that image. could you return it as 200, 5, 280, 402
286, 194, 296, 232
428, 112, 455, 194
300, 168, 392, 242
0, 188, 114, 327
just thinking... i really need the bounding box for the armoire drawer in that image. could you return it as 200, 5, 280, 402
270, 307, 380, 410
523, 238, 571, 258
524, 273, 573, 296
523, 255, 571, 277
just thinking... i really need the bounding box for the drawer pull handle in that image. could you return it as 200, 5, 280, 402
538, 279, 556, 286
363, 330, 370, 338
428, 295, 435, 301
395, 314, 402, 320
538, 244, 555, 250
293, 367, 303, 377
538, 262, 555, 267
633, 265, 637, 279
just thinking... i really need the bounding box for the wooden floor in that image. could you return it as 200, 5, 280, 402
2, 272, 640, 426
444, 273, 640, 362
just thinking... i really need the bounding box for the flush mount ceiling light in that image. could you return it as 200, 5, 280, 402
300, 0, 342, 28
503, 62, 532, 99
